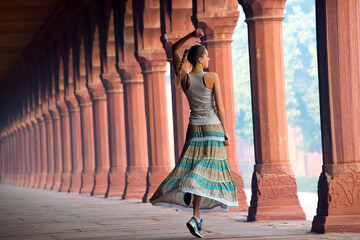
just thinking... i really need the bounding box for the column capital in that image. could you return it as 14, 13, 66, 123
74, 88, 92, 106
196, 10, 239, 39
87, 82, 106, 101
136, 49, 167, 73
239, 0, 286, 20
64, 96, 80, 112
117, 62, 143, 85
100, 72, 123, 92
55, 100, 69, 115
49, 105, 60, 120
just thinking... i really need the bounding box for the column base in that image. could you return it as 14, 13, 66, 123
19, 175, 26, 187
92, 168, 109, 196
69, 171, 82, 193
15, 174, 22, 186
60, 172, 71, 192
143, 166, 172, 202
27, 174, 35, 188
228, 164, 249, 212
106, 167, 126, 198
80, 169, 94, 195
123, 166, 147, 200
45, 173, 54, 190
312, 163, 360, 233
52, 172, 62, 191
32, 174, 40, 188
23, 175, 30, 187
38, 173, 47, 189
248, 163, 305, 221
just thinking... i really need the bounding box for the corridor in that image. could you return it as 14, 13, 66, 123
0, 185, 357, 240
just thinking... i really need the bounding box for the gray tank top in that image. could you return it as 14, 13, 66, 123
184, 71, 221, 125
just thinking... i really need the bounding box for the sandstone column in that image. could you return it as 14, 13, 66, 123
88, 26, 110, 197
194, 0, 248, 211
65, 48, 84, 193
44, 109, 54, 190
18, 124, 26, 186
75, 38, 95, 195
32, 116, 41, 188
311, 0, 360, 233
134, 0, 172, 201
10, 128, 16, 185
26, 120, 35, 188
22, 122, 30, 187
118, 0, 148, 199
57, 55, 72, 192
238, 0, 305, 220
101, 9, 127, 198
37, 108, 47, 189
49, 59, 63, 191
16, 124, 23, 186
162, 0, 195, 162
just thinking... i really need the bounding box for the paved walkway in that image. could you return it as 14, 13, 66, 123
0, 185, 358, 240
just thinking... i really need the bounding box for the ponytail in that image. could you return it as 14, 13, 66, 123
176, 49, 190, 86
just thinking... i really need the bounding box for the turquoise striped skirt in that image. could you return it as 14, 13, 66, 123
150, 123, 239, 212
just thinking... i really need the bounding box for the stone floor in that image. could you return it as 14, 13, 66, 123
0, 184, 358, 240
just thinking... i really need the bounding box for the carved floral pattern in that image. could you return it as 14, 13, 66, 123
329, 168, 360, 207
257, 168, 298, 200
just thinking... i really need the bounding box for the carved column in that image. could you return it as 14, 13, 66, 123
0, 135, 4, 183
32, 116, 41, 188
37, 107, 47, 189
0, 136, 2, 183
118, 0, 148, 199
311, 0, 360, 233
162, 0, 195, 162
57, 55, 72, 193
134, 0, 172, 201
16, 124, 23, 186
238, 0, 305, 220
26, 120, 35, 188
11, 128, 16, 185
8, 129, 13, 184
50, 107, 62, 191
75, 38, 95, 195
49, 53, 63, 191
88, 26, 110, 197
44, 108, 54, 190
18, 124, 25, 186
194, 0, 248, 211
22, 122, 30, 187
9, 127, 16, 185
101, 9, 127, 198
65, 48, 83, 193
10, 128, 15, 184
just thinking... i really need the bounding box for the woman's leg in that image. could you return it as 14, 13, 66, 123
193, 194, 201, 219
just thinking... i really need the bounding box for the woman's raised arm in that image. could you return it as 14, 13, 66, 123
172, 29, 204, 84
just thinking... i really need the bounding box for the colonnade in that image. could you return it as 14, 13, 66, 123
0, 0, 359, 233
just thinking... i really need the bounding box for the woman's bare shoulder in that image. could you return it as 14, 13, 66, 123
204, 72, 219, 84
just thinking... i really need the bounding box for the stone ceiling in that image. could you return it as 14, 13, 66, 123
0, 0, 62, 83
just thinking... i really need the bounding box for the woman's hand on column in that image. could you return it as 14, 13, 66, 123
224, 132, 230, 146
192, 29, 204, 38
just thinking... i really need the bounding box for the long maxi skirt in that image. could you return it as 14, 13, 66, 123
150, 123, 239, 213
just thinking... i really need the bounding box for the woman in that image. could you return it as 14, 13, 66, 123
150, 29, 238, 238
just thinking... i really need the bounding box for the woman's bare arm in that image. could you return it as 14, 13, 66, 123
211, 73, 230, 146
171, 29, 204, 83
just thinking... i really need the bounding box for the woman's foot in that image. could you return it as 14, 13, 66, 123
186, 216, 203, 238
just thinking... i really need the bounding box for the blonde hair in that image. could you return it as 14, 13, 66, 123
176, 49, 190, 86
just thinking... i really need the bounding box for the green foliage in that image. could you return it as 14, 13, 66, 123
232, 1, 322, 153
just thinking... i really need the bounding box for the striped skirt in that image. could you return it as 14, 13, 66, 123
150, 123, 239, 213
